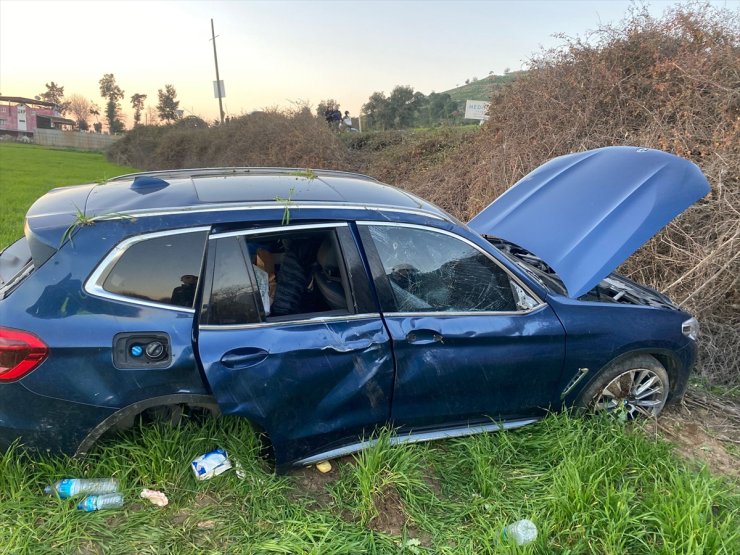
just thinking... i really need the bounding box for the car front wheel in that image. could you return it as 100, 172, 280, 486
577, 355, 670, 419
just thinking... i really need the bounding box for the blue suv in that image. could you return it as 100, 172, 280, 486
0, 147, 708, 470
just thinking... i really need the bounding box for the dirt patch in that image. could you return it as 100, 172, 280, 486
369, 486, 407, 536
650, 389, 740, 479
289, 459, 345, 507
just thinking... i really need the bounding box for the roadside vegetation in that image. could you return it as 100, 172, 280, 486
1, 413, 737, 554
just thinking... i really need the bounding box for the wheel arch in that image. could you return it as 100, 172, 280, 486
74, 394, 220, 458
576, 348, 688, 406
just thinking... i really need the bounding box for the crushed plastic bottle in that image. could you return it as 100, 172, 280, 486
77, 493, 124, 512
502, 519, 538, 545
44, 478, 119, 499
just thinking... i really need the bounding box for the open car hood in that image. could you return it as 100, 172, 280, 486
468, 147, 710, 298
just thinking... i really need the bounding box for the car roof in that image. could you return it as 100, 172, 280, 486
23, 168, 451, 264
86, 167, 438, 215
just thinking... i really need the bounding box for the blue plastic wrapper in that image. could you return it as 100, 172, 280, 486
191, 448, 233, 480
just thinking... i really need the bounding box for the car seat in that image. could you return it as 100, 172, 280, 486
312, 237, 347, 310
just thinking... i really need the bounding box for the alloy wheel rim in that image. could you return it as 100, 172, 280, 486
593, 369, 667, 419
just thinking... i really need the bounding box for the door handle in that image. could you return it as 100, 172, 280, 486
406, 330, 444, 345
220, 348, 269, 369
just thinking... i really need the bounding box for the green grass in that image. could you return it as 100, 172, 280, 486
1, 414, 737, 554
0, 143, 138, 249
442, 72, 523, 104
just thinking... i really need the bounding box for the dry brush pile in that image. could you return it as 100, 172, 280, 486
109, 106, 348, 171
394, 4, 739, 385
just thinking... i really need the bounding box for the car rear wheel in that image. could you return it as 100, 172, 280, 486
577, 355, 670, 419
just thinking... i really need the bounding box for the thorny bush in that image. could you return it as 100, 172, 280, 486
109, 106, 349, 171
396, 3, 739, 385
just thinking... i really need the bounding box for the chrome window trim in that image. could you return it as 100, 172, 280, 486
200, 313, 381, 331
84, 227, 210, 313
382, 304, 548, 318
92, 203, 447, 222
296, 418, 541, 466
209, 221, 348, 240
357, 221, 546, 313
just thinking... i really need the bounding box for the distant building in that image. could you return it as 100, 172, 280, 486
0, 96, 76, 137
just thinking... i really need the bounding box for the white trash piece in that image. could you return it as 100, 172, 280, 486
191, 448, 233, 480
503, 519, 538, 545
140, 488, 169, 507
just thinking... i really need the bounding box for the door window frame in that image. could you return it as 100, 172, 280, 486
357, 221, 545, 316
200, 222, 379, 330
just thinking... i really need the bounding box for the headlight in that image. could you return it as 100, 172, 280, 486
682, 317, 699, 341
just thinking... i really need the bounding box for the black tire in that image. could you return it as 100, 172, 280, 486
576, 354, 670, 419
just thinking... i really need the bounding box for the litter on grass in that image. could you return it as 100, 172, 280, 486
140, 489, 169, 507
191, 448, 233, 480
316, 460, 332, 473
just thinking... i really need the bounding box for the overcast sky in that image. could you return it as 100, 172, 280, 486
1, 0, 736, 124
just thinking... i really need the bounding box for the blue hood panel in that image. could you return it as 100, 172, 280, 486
468, 147, 710, 298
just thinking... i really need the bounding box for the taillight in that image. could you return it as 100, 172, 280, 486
0, 327, 49, 381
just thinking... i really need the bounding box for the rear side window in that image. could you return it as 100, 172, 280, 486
101, 231, 208, 308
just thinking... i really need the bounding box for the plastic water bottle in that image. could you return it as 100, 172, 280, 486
503, 519, 538, 545
77, 493, 124, 512
44, 478, 119, 499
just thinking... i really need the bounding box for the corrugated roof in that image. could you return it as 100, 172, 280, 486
0, 96, 56, 108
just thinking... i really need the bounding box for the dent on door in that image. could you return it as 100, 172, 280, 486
199, 319, 393, 465
196, 225, 395, 466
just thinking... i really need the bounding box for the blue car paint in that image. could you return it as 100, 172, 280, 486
0, 157, 704, 466
468, 147, 711, 298
199, 318, 394, 466
547, 294, 697, 402
382, 310, 566, 427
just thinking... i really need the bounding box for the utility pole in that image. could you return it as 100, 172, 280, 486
211, 18, 225, 124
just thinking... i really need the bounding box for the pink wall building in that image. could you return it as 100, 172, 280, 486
0, 96, 76, 136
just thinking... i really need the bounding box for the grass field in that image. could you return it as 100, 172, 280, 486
0, 143, 138, 248
0, 146, 738, 554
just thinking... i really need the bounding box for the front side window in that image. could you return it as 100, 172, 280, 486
366, 225, 517, 313
205, 226, 354, 326
102, 230, 207, 308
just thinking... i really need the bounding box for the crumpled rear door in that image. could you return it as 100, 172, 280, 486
196, 224, 394, 467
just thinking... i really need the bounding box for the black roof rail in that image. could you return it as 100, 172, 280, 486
107, 167, 380, 183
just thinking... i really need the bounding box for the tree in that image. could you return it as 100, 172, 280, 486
145, 106, 159, 126
157, 84, 180, 123
98, 73, 125, 133
39, 82, 69, 114
362, 92, 391, 130
428, 92, 458, 122
388, 85, 417, 128
130, 93, 147, 126
316, 99, 340, 118
67, 94, 92, 130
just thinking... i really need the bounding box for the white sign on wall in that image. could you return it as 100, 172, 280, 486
464, 100, 490, 120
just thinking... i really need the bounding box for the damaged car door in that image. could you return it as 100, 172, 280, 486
196, 223, 394, 467
359, 223, 566, 429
